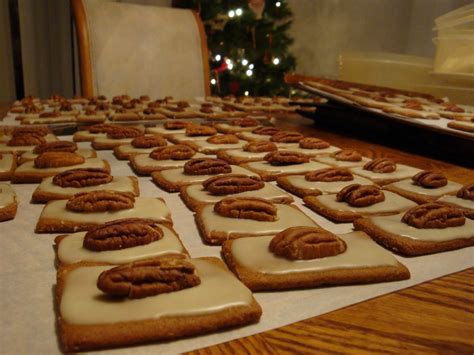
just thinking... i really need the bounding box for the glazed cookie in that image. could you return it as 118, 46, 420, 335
180, 174, 293, 211
184, 134, 247, 154
195, 197, 319, 245
222, 227, 410, 291
350, 158, 420, 185
145, 121, 192, 137
437, 183, 474, 219
113, 134, 167, 160
19, 141, 96, 164
447, 120, 474, 133
216, 140, 278, 164
0, 183, 18, 222
0, 153, 17, 181
31, 169, 139, 203
315, 149, 371, 168
354, 203, 474, 256
303, 184, 417, 223
214, 118, 260, 133
35, 191, 171, 233
92, 126, 144, 150
56, 256, 262, 352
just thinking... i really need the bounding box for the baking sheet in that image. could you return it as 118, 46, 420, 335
0, 140, 473, 355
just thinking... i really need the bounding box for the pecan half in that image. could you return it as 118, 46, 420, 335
305, 168, 354, 182
97, 256, 200, 299
299, 137, 330, 150
214, 197, 277, 221
88, 123, 121, 134
131, 135, 167, 148
412, 170, 447, 188
185, 125, 217, 137
203, 174, 264, 195
7, 134, 46, 146
163, 121, 190, 130
183, 158, 231, 175
52, 168, 113, 187
83, 218, 164, 251
457, 183, 474, 201
269, 226, 346, 260
66, 191, 135, 212
270, 131, 305, 143
34, 152, 85, 168
33, 141, 77, 154
149, 144, 195, 160
336, 184, 385, 207
206, 134, 239, 144
244, 140, 277, 153
363, 158, 397, 173
177, 101, 190, 108
59, 102, 74, 111
107, 126, 143, 139
333, 149, 362, 162
402, 203, 465, 229
252, 126, 280, 136
264, 151, 310, 165
12, 126, 50, 137
23, 104, 41, 113
231, 117, 258, 127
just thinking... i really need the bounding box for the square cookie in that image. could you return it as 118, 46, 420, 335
185, 136, 247, 154
19, 148, 96, 164
0, 153, 16, 181
222, 230, 410, 291
350, 161, 420, 185
56, 256, 262, 352
0, 183, 18, 221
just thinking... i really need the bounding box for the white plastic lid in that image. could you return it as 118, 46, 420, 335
434, 11, 474, 31
340, 51, 433, 67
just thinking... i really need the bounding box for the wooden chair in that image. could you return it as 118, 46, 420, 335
71, 0, 210, 99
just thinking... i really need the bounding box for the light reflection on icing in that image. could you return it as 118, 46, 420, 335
200, 204, 317, 236
246, 160, 329, 175
132, 153, 208, 170
351, 164, 420, 181
39, 197, 170, 224
115, 144, 158, 156
192, 140, 247, 152
57, 225, 184, 264
146, 126, 186, 135
60, 259, 253, 324
315, 191, 417, 213
283, 175, 373, 194
238, 132, 271, 141
169, 133, 209, 142
369, 213, 474, 242
36, 176, 136, 195
224, 149, 267, 159
231, 231, 399, 274
438, 194, 474, 210
281, 145, 340, 156
14, 158, 108, 174
160, 165, 258, 185
386, 179, 461, 196
315, 155, 370, 167
0, 183, 16, 208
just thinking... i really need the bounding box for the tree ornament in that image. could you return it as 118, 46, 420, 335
248, 0, 265, 19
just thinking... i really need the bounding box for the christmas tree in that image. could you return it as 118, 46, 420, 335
176, 0, 296, 97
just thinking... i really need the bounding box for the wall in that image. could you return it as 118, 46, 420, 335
0, 1, 16, 101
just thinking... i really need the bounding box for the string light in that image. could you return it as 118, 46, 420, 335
273, 57, 280, 65
225, 58, 231, 64
210, 78, 216, 85
228, 10, 235, 18
276, 2, 281, 7
249, 64, 254, 69
227, 62, 234, 70
244, 91, 249, 96
246, 69, 253, 76
242, 59, 248, 66
215, 54, 221, 61
236, 8, 243, 16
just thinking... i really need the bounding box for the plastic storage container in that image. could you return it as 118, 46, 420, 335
433, 31, 474, 74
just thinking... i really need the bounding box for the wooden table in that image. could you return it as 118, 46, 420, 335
1, 104, 473, 353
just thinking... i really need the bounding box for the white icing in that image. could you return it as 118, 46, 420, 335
146, 126, 186, 135
315, 155, 370, 168
315, 191, 417, 213
282, 174, 374, 194
0, 144, 34, 153
0, 154, 14, 173
169, 133, 210, 142
370, 213, 474, 242
238, 131, 271, 141
351, 164, 420, 181
192, 139, 247, 152
23, 117, 77, 124
39, 197, 170, 225
14, 158, 108, 174
57, 225, 185, 264
0, 183, 16, 208
246, 159, 329, 175
184, 182, 291, 205
231, 231, 399, 274
73, 132, 106, 141
36, 176, 136, 196
200, 203, 317, 236
60, 259, 253, 324
223, 149, 267, 161
215, 123, 256, 133
159, 165, 258, 185
437, 194, 474, 210
132, 152, 207, 170
93, 137, 134, 146
21, 148, 95, 161
115, 144, 159, 156
386, 179, 462, 197
281, 145, 340, 156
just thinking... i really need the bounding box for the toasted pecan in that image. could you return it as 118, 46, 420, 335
231, 117, 258, 127
203, 174, 264, 195
33, 141, 77, 154
183, 158, 231, 175
107, 126, 143, 139
185, 125, 217, 137
34, 152, 85, 168
163, 121, 190, 130
131, 135, 167, 149
11, 126, 50, 137
333, 149, 362, 162
264, 151, 310, 165
457, 183, 474, 201
97, 256, 200, 299
402, 203, 465, 229
244, 140, 277, 153
52, 168, 112, 188
149, 144, 195, 160
363, 158, 397, 173
66, 190, 135, 212
88, 123, 121, 134
299, 137, 330, 150
270, 131, 305, 143
336, 184, 385, 207
412, 170, 447, 188
269, 226, 346, 260
305, 167, 354, 182
214, 197, 277, 221
252, 126, 280, 136
7, 134, 46, 146
83, 218, 164, 251
206, 134, 239, 144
